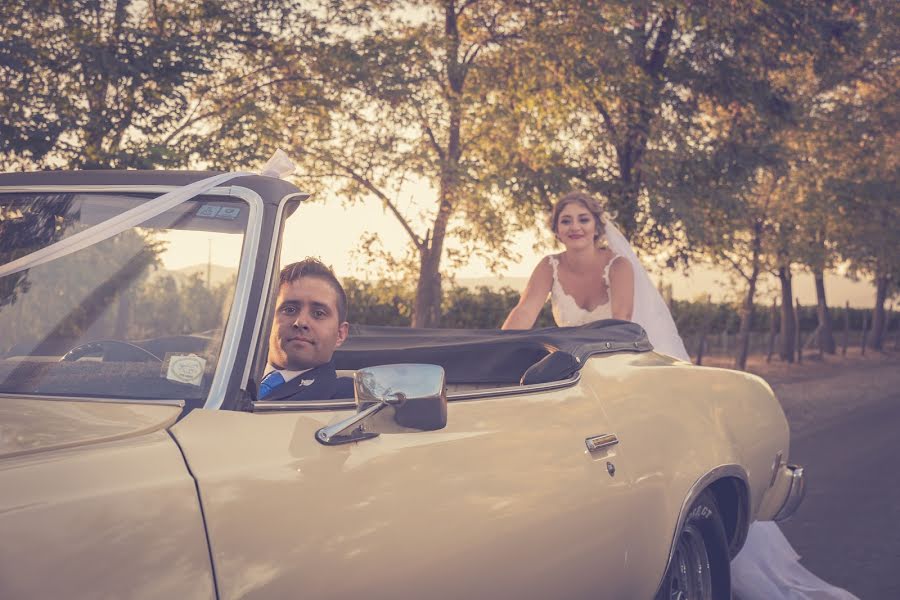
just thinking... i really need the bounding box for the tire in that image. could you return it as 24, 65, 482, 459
654, 489, 731, 600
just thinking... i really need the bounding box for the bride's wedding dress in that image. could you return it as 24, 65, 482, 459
546, 222, 858, 600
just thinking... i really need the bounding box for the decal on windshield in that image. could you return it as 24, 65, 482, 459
196, 204, 241, 220
162, 353, 207, 386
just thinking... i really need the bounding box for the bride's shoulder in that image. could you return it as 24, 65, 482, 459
528, 255, 556, 277
604, 251, 632, 282
544, 254, 562, 266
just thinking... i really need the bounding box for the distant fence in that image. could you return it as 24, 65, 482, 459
683, 324, 900, 363
342, 280, 899, 361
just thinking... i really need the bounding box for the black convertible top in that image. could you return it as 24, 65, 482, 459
335, 320, 652, 384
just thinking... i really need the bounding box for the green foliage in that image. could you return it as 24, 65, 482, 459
441, 285, 554, 329
343, 277, 413, 327
129, 272, 235, 338
0, 229, 161, 352
344, 278, 555, 329
0, 0, 296, 170
343, 277, 883, 336
2, 0, 895, 324
0, 193, 75, 309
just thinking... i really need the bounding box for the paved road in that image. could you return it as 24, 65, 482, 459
778, 373, 900, 599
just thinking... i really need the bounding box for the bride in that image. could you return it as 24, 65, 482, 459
501, 191, 857, 600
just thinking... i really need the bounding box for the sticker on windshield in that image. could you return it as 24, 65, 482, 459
162, 353, 207, 386
216, 206, 241, 219
196, 204, 241, 219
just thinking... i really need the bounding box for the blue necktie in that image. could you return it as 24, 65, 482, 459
258, 371, 285, 399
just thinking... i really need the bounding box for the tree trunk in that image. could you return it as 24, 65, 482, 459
735, 219, 764, 370
609, 10, 675, 237
695, 294, 712, 366
412, 245, 442, 328
842, 301, 849, 356
861, 311, 869, 355
813, 269, 836, 354
410, 2, 463, 328
778, 265, 795, 362
870, 274, 889, 350
735, 279, 757, 371
766, 298, 778, 363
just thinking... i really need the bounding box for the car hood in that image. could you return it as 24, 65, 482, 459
0, 397, 183, 459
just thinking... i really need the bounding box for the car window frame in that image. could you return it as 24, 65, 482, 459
235, 192, 310, 403
0, 183, 264, 410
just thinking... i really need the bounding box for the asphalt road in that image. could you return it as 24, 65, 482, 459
777, 370, 900, 600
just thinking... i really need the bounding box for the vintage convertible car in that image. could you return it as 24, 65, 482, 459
0, 170, 804, 599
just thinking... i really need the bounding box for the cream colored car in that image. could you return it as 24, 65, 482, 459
0, 171, 803, 599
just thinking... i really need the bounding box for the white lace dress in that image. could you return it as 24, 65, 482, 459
545, 251, 858, 600
547, 254, 620, 326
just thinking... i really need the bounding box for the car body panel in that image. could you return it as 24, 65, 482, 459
0, 397, 182, 458
171, 373, 661, 599
580, 351, 790, 579
170, 350, 791, 599
0, 405, 215, 599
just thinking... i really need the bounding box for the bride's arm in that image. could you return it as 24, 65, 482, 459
501, 258, 553, 329
609, 257, 634, 320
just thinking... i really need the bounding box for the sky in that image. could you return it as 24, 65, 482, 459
159, 170, 879, 308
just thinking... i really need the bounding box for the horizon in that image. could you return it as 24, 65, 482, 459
171, 260, 880, 309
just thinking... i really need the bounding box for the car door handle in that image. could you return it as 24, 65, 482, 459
585, 434, 619, 453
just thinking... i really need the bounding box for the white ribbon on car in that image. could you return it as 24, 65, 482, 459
0, 150, 296, 279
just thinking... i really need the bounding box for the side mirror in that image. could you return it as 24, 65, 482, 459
316, 364, 447, 445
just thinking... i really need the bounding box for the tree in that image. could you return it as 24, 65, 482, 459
264, 1, 526, 327
813, 3, 899, 351
493, 2, 810, 253
693, 165, 779, 371
502, 2, 890, 365
0, 0, 292, 170
0, 193, 75, 310
0, 228, 160, 354
764, 0, 898, 357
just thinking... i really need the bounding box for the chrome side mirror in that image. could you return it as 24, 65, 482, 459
316, 364, 447, 445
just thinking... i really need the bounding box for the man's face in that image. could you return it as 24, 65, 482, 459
268, 276, 349, 370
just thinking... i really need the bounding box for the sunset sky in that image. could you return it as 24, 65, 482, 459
160, 169, 878, 309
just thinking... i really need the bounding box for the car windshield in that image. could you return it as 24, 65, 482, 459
0, 192, 248, 402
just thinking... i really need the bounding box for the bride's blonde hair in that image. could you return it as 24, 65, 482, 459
549, 191, 613, 246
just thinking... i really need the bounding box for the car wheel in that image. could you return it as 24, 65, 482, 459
655, 490, 731, 600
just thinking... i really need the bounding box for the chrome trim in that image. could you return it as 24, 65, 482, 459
0, 393, 185, 408
773, 465, 806, 522
769, 451, 784, 487
585, 433, 619, 453
239, 191, 310, 390
446, 372, 581, 401
315, 364, 446, 445
0, 183, 262, 412
253, 399, 356, 412
252, 371, 582, 411
653, 464, 751, 599
197, 186, 262, 410
315, 401, 384, 445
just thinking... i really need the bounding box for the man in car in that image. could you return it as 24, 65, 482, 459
258, 258, 353, 400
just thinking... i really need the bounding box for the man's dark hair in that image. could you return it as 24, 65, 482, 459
280, 258, 348, 322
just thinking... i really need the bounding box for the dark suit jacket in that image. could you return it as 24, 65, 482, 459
259, 360, 354, 401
